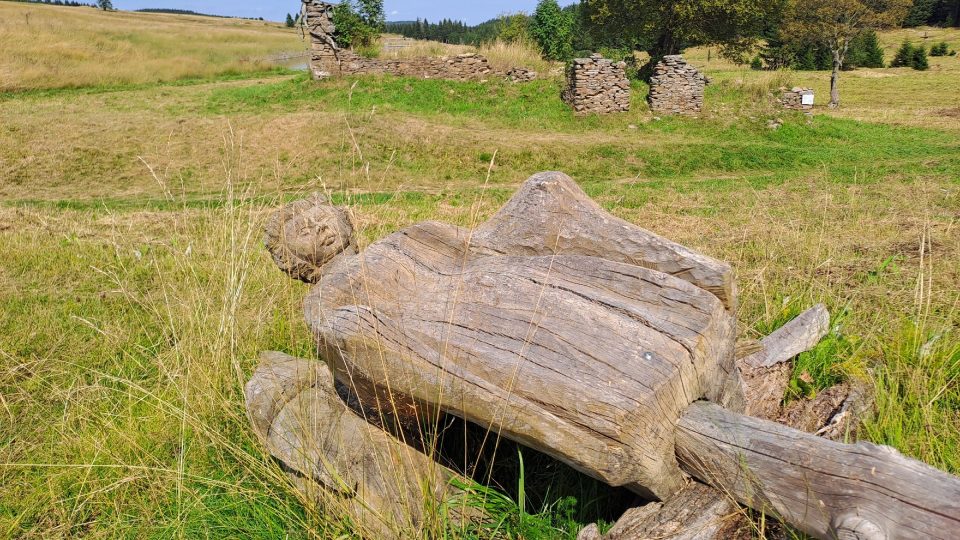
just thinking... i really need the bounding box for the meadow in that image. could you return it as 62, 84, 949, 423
0, 3, 301, 91
1, 3, 959, 538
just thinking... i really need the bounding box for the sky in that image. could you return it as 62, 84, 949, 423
114, 1, 577, 24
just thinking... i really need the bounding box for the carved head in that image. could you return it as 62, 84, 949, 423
265, 194, 357, 283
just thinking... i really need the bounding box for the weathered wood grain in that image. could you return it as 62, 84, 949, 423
676, 401, 960, 540
472, 172, 737, 311
276, 173, 739, 499
585, 306, 835, 540
245, 352, 464, 539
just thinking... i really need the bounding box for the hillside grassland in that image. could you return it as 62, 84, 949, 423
1, 6, 959, 539
0, 3, 302, 91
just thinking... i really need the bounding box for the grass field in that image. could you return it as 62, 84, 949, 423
1, 5, 959, 539
0, 3, 302, 91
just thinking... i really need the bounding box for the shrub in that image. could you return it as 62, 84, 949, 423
890, 40, 914, 67
929, 42, 949, 56
750, 55, 763, 70
911, 45, 929, 70
331, 0, 382, 49
530, 0, 575, 61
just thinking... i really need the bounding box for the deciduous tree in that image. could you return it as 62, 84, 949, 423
781, 0, 911, 108
582, 0, 777, 76
531, 0, 575, 61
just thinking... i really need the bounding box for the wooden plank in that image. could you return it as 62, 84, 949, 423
675, 402, 960, 540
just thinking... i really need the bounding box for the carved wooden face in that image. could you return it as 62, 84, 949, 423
265, 195, 355, 282
282, 204, 353, 267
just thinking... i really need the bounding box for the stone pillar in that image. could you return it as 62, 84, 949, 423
302, 0, 341, 79
562, 54, 631, 115
647, 55, 706, 115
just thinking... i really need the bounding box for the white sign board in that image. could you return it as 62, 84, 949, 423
801, 93, 815, 106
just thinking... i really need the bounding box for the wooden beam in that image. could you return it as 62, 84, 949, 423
676, 402, 960, 540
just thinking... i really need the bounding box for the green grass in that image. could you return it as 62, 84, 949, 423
2, 39, 959, 539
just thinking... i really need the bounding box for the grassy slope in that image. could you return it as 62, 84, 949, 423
0, 3, 302, 91
0, 14, 959, 539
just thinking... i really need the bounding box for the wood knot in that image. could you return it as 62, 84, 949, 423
832, 514, 886, 540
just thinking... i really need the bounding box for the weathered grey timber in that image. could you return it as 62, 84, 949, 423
677, 402, 960, 539
246, 351, 465, 539
579, 305, 854, 540
275, 171, 737, 499
256, 172, 960, 539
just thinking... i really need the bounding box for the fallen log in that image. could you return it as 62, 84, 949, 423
677, 402, 960, 539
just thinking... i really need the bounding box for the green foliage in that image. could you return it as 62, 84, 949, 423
891, 40, 915, 67
356, 0, 386, 32
911, 44, 930, 70
903, 0, 959, 26
285, 13, 295, 28
750, 55, 763, 69
497, 13, 533, 44
531, 0, 575, 61
96, 0, 112, 10
332, 1, 379, 49
930, 41, 950, 56
847, 30, 885, 68
582, 0, 778, 68
891, 41, 930, 69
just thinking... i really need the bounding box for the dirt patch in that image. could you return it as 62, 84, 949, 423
938, 107, 960, 118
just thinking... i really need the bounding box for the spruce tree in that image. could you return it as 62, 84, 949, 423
285, 13, 295, 28
911, 45, 929, 70
890, 40, 914, 67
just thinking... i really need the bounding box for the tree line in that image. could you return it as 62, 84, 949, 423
324, 0, 957, 107
3, 0, 97, 8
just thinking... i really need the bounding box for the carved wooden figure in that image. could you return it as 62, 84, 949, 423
250, 172, 960, 539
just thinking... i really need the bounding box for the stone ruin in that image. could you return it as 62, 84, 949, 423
648, 55, 707, 115
507, 67, 538, 83
562, 54, 631, 115
300, 0, 529, 83
779, 87, 815, 112
302, 0, 340, 79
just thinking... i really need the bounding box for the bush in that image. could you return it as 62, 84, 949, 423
911, 45, 929, 70
331, 0, 381, 49
930, 42, 949, 56
890, 40, 914, 67
750, 55, 763, 70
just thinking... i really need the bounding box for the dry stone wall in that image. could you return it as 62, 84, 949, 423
338, 51, 495, 81
648, 55, 706, 115
562, 54, 631, 114
779, 87, 815, 111
301, 0, 527, 83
